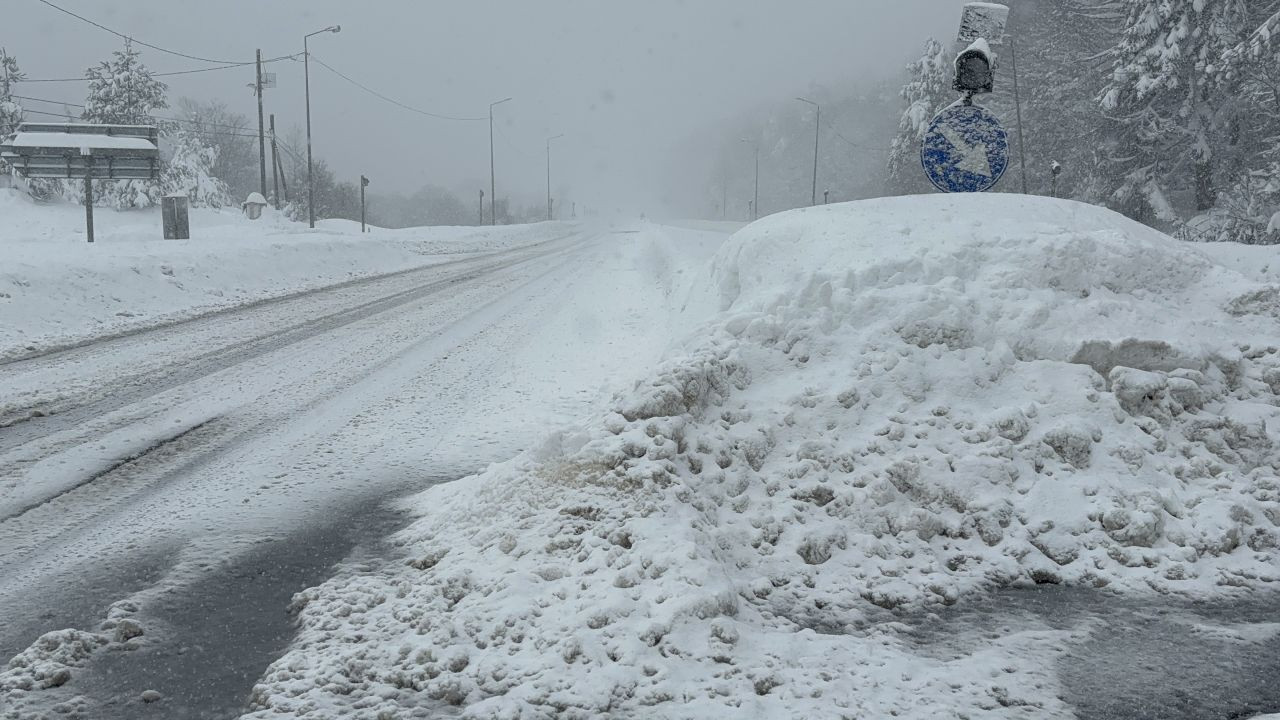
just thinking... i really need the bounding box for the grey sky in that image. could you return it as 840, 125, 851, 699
4, 0, 962, 211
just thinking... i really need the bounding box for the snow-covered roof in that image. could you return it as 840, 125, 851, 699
6, 132, 156, 152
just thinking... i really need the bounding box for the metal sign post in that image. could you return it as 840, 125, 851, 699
1, 123, 160, 242
918, 3, 1014, 194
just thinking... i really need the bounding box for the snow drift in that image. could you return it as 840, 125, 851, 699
240, 195, 1280, 719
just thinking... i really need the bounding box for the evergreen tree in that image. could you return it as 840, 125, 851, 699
80, 41, 170, 209
1100, 0, 1252, 221
0, 48, 24, 138
160, 127, 231, 209
887, 38, 952, 193
0, 49, 25, 180
83, 41, 168, 125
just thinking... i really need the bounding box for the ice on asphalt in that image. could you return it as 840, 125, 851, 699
220, 195, 1280, 718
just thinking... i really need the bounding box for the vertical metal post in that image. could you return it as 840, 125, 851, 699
489, 109, 496, 225
488, 98, 511, 226
269, 114, 280, 210
360, 180, 366, 233
83, 166, 94, 244
1010, 35, 1029, 195
256, 49, 267, 199
811, 104, 819, 206
479, 190, 484, 226
753, 146, 759, 221
824, 190, 830, 205
546, 139, 552, 221
304, 35, 314, 228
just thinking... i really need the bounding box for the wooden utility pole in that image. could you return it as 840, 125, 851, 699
256, 50, 267, 199
269, 114, 280, 209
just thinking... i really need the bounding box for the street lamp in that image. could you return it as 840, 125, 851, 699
304, 24, 340, 229
546, 133, 564, 221
796, 97, 819, 207
740, 137, 759, 221
489, 97, 512, 225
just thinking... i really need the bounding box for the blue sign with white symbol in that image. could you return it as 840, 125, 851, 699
920, 104, 1009, 193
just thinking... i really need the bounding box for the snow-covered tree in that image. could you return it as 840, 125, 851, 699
1100, 0, 1253, 220
83, 41, 167, 125
887, 38, 952, 193
0, 49, 24, 138
159, 127, 231, 209
78, 41, 170, 209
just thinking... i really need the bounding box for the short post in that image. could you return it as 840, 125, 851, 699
479, 190, 484, 226
83, 167, 94, 244
824, 190, 830, 205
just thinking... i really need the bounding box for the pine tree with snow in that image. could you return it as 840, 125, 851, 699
1100, 0, 1252, 221
887, 39, 952, 193
78, 41, 170, 209
83, 41, 168, 125
159, 127, 231, 209
0, 49, 24, 138
0, 48, 25, 180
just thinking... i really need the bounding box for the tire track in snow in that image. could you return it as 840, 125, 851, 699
0, 232, 585, 452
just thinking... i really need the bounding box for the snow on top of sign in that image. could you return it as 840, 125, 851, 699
959, 37, 994, 63
6, 132, 156, 151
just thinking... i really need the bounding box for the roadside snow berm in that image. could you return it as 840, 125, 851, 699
242, 195, 1280, 719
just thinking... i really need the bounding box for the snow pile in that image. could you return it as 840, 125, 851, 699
0, 190, 568, 357
1, 600, 148, 719
241, 195, 1280, 719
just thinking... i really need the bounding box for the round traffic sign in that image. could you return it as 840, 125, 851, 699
920, 104, 1009, 193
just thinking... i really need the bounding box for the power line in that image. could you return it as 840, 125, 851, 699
32, 0, 255, 65
13, 94, 268, 137
307, 53, 486, 122
15, 54, 301, 84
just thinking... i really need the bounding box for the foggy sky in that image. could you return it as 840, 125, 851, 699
4, 0, 963, 212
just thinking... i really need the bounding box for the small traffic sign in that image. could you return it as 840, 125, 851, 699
920, 104, 1009, 193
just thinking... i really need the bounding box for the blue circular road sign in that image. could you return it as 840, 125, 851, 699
920, 104, 1009, 193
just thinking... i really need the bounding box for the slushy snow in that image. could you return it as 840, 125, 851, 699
231, 195, 1280, 719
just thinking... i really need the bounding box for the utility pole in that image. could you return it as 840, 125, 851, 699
256, 49, 267, 199
304, 25, 340, 229
360, 174, 369, 232
479, 189, 485, 226
489, 97, 511, 225
269, 114, 280, 210
797, 98, 819, 206
1010, 34, 1029, 195
546, 133, 563, 221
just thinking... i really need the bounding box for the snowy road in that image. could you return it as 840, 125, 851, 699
0, 222, 726, 716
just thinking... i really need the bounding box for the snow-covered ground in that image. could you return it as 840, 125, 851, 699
0, 189, 564, 358
227, 195, 1280, 719
0, 219, 729, 719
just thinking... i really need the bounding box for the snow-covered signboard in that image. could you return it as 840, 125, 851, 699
957, 2, 1009, 45
0, 122, 160, 242
0, 122, 159, 180
920, 104, 1008, 193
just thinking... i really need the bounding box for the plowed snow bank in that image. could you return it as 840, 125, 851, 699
239, 196, 1280, 719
